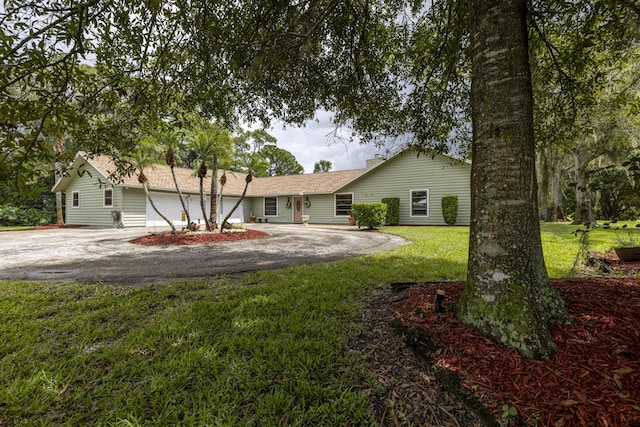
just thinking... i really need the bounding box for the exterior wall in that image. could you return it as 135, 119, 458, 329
339, 152, 471, 225
299, 194, 353, 225
244, 194, 352, 225
121, 188, 147, 227
64, 162, 121, 227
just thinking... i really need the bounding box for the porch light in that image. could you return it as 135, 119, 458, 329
304, 196, 311, 208
286, 197, 292, 209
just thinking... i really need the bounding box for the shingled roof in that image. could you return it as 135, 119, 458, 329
53, 152, 365, 197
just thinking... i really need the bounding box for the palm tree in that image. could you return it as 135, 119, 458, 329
188, 125, 232, 231
220, 150, 268, 231
156, 129, 191, 228
129, 147, 176, 232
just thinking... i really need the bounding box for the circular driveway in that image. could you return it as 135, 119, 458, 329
0, 224, 406, 285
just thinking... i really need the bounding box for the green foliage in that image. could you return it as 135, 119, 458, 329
260, 145, 303, 176
0, 204, 54, 226
313, 160, 332, 173
501, 404, 518, 423
381, 197, 400, 225
350, 203, 387, 229
441, 195, 459, 225
592, 167, 639, 221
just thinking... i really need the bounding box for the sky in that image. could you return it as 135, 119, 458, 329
257, 110, 394, 173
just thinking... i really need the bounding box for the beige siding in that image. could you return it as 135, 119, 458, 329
339, 151, 471, 225
64, 162, 120, 227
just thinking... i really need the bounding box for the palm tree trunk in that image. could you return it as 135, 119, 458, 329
55, 159, 64, 225
199, 176, 211, 231
209, 153, 218, 229
143, 183, 175, 231
171, 165, 191, 227
220, 175, 250, 231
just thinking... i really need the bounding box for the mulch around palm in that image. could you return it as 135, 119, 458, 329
392, 276, 640, 426
129, 229, 269, 245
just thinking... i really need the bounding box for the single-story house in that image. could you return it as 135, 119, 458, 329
52, 149, 471, 227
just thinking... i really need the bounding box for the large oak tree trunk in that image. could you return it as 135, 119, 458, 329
456, 0, 571, 360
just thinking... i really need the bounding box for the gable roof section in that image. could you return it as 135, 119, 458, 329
52, 152, 364, 197
52, 152, 250, 196
333, 148, 471, 192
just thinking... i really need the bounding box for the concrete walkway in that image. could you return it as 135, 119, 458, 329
0, 224, 406, 286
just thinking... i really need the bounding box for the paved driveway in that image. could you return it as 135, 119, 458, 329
0, 224, 406, 285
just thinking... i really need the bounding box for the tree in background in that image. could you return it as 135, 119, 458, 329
260, 145, 303, 176
313, 160, 332, 173
231, 129, 276, 176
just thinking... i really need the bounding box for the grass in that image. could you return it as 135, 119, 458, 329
1, 222, 637, 425
0, 225, 32, 232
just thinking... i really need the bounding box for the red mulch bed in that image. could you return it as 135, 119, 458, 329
28, 224, 86, 229
129, 229, 269, 245
394, 277, 640, 426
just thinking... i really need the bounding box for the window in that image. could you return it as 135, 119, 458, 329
264, 197, 277, 216
104, 188, 113, 207
335, 193, 353, 216
72, 191, 79, 208
410, 189, 429, 216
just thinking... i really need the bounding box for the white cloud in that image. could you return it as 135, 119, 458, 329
262, 110, 390, 173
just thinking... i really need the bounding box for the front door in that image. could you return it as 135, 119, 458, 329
293, 196, 303, 223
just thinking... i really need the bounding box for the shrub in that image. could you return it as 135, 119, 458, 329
0, 204, 53, 226
381, 197, 400, 225
351, 203, 387, 229
441, 195, 459, 225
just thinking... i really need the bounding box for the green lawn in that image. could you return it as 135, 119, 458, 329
0, 226, 32, 232
0, 222, 637, 425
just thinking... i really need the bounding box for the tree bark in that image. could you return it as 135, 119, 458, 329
209, 153, 218, 230
170, 165, 191, 227
550, 152, 567, 221
572, 146, 596, 225
55, 159, 64, 225
199, 176, 211, 232
457, 0, 571, 360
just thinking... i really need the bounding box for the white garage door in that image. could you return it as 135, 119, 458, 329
145, 193, 243, 227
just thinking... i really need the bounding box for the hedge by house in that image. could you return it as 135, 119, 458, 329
441, 195, 459, 225
382, 197, 400, 225
351, 203, 387, 229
